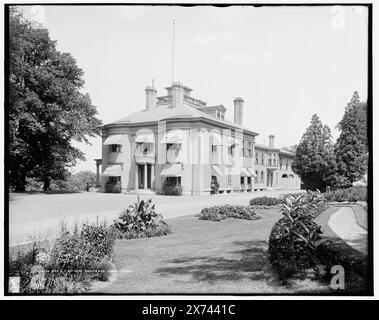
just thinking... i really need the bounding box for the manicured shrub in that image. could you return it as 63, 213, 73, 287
113, 198, 171, 239
268, 192, 327, 280
249, 196, 283, 207
199, 204, 261, 221
324, 186, 367, 203
161, 180, 183, 196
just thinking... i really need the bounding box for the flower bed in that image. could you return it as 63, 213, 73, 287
199, 204, 261, 222
113, 198, 171, 239
249, 196, 283, 207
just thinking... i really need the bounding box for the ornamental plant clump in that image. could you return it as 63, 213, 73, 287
268, 191, 327, 280
161, 180, 183, 196
113, 198, 171, 239
249, 196, 283, 207
199, 204, 261, 222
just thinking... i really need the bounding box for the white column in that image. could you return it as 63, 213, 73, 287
144, 163, 148, 190
151, 164, 155, 190
96, 163, 100, 187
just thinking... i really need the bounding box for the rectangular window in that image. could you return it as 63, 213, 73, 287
255, 153, 259, 164
212, 145, 217, 152
227, 168, 232, 185
254, 171, 258, 183
261, 154, 264, 165
240, 176, 244, 184
110, 144, 122, 153
261, 171, 264, 183
247, 177, 251, 185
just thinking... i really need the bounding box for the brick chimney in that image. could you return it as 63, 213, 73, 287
171, 81, 185, 108
233, 97, 244, 125
269, 135, 275, 149
145, 85, 157, 111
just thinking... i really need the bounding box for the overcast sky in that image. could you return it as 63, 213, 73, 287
19, 5, 368, 173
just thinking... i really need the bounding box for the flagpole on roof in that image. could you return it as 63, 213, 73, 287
171, 19, 175, 84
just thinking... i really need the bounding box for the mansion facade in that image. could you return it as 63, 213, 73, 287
97, 82, 301, 195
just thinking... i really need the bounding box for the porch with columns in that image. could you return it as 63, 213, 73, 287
135, 162, 155, 193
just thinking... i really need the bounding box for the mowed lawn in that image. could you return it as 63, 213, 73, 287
97, 209, 314, 294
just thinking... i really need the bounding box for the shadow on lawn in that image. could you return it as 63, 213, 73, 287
155, 240, 268, 283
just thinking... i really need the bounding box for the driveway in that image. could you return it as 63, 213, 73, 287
9, 190, 300, 246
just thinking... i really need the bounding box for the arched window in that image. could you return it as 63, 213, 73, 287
289, 174, 294, 178
282, 174, 288, 178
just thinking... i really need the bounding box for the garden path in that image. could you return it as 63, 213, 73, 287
328, 206, 368, 255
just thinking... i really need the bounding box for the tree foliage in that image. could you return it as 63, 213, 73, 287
25, 171, 97, 192
334, 92, 368, 187
8, 8, 102, 191
292, 114, 337, 191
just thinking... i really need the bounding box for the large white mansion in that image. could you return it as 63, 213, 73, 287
96, 81, 301, 195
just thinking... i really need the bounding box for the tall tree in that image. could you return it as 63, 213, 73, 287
334, 92, 368, 187
292, 114, 337, 191
8, 8, 102, 191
